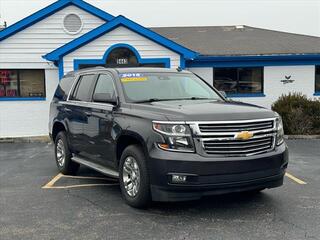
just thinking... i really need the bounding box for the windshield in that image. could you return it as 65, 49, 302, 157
119, 72, 222, 103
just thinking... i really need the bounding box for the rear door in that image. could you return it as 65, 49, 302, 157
82, 73, 118, 168
64, 74, 97, 154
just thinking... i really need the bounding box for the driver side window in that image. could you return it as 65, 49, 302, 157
93, 74, 116, 99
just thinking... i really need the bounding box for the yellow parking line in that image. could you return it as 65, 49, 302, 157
285, 172, 307, 185
42, 173, 63, 189
42, 173, 119, 189
44, 183, 119, 189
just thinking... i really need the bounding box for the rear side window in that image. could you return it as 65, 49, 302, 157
71, 74, 95, 101
54, 76, 74, 100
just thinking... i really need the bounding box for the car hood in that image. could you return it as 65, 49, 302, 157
130, 100, 276, 121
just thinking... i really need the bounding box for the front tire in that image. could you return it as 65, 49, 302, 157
54, 131, 80, 175
119, 145, 151, 208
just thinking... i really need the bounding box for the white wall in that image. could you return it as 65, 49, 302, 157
63, 26, 181, 74
0, 5, 105, 69
0, 69, 59, 138
0, 5, 106, 138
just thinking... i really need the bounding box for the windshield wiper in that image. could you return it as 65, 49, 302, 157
133, 98, 179, 103
133, 97, 218, 103
179, 97, 219, 101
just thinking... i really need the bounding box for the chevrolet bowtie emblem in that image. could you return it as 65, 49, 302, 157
234, 131, 253, 140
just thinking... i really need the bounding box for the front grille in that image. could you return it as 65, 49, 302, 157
189, 118, 277, 157
202, 136, 274, 156
198, 120, 274, 133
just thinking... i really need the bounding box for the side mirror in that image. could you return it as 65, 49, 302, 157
93, 93, 117, 105
219, 91, 227, 98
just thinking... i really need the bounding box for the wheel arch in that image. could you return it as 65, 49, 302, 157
115, 131, 149, 167
52, 121, 68, 142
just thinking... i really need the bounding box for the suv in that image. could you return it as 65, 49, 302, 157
49, 67, 288, 208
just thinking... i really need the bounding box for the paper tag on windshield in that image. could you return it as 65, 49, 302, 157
120, 73, 148, 83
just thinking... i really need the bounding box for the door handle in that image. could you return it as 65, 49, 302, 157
84, 111, 92, 117
65, 108, 72, 113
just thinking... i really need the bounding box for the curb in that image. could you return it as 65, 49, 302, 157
0, 136, 51, 143
284, 135, 320, 140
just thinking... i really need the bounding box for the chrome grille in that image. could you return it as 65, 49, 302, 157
188, 118, 277, 157
198, 120, 274, 133
202, 136, 274, 156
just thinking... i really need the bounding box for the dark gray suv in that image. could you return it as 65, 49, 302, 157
49, 67, 288, 208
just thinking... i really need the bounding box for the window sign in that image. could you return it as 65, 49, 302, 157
0, 69, 45, 98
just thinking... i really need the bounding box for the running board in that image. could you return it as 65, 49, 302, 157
72, 156, 119, 178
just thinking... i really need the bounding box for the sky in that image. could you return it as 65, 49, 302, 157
0, 0, 319, 37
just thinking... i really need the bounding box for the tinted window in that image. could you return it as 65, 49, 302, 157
316, 66, 320, 92
71, 75, 95, 101
213, 67, 263, 94
55, 76, 74, 100
93, 74, 116, 98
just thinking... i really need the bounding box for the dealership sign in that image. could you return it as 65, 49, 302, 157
281, 75, 295, 84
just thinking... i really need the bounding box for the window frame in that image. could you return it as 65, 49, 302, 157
212, 67, 264, 97
315, 65, 320, 95
0, 69, 46, 101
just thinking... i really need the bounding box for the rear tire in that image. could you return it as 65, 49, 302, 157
54, 131, 80, 175
119, 145, 151, 208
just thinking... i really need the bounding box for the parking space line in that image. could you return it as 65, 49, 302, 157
42, 173, 63, 189
285, 172, 307, 185
42, 173, 119, 189
43, 183, 119, 189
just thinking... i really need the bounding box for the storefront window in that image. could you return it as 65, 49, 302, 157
315, 66, 320, 92
213, 67, 263, 94
0, 69, 45, 98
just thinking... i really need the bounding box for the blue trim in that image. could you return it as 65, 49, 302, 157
0, 97, 46, 101
226, 93, 266, 98
180, 57, 186, 69
186, 54, 320, 68
72, 43, 170, 71
314, 92, 320, 96
0, 0, 114, 42
43, 15, 197, 62
58, 57, 64, 80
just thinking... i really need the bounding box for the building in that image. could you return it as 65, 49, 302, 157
0, 0, 320, 138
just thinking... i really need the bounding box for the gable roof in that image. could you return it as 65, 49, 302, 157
151, 25, 320, 56
43, 15, 198, 61
0, 0, 114, 42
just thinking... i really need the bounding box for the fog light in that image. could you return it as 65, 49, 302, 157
171, 174, 187, 183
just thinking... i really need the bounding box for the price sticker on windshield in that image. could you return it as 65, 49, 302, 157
120, 73, 148, 83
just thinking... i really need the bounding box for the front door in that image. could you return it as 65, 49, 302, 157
82, 73, 118, 169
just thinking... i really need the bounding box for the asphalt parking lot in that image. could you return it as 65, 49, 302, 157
0, 140, 319, 240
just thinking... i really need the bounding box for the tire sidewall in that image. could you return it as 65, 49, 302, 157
119, 145, 150, 208
54, 131, 74, 174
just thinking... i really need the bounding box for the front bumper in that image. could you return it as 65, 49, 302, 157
148, 143, 288, 202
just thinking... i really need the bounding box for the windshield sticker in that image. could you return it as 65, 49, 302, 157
120, 73, 148, 83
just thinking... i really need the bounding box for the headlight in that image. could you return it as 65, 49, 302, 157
276, 116, 284, 146
152, 122, 195, 152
